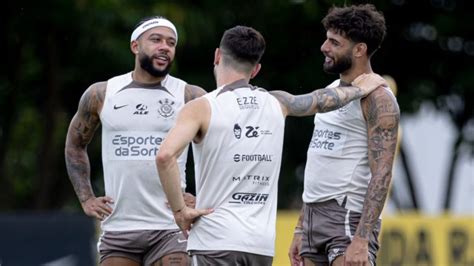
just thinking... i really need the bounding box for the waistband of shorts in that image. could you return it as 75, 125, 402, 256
304, 196, 347, 208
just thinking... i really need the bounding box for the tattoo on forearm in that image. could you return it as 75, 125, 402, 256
271, 85, 364, 116
65, 84, 105, 203
315, 86, 364, 113
65, 154, 94, 202
357, 90, 400, 239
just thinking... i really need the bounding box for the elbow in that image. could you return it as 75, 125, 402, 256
156, 148, 174, 169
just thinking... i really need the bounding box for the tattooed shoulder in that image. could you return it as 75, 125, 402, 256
363, 87, 400, 163
78, 82, 106, 114
185, 84, 206, 103
362, 87, 400, 126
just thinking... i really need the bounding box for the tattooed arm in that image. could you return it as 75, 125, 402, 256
270, 73, 386, 117
288, 206, 305, 266
65, 82, 113, 220
184, 84, 206, 103
345, 87, 400, 264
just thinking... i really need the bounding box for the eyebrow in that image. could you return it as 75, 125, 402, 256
148, 33, 176, 41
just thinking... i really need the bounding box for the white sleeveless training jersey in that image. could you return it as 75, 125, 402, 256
303, 79, 393, 213
188, 79, 285, 257
99, 72, 188, 231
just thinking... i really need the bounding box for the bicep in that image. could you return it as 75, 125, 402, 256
364, 89, 400, 171
66, 84, 104, 149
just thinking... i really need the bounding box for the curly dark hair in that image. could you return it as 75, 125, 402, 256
322, 4, 386, 56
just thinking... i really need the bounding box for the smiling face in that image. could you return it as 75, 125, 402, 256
134, 26, 177, 78
320, 29, 355, 75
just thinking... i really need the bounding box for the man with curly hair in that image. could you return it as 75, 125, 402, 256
289, 4, 400, 266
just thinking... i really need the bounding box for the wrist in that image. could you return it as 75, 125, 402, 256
79, 195, 94, 203
353, 235, 370, 243
294, 225, 303, 234
173, 204, 186, 214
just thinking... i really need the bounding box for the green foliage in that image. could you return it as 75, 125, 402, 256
0, 0, 472, 210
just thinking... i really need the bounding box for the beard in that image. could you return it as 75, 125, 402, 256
323, 52, 352, 74
139, 53, 173, 78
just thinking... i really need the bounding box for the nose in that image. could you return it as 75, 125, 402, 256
320, 40, 329, 53
158, 42, 171, 52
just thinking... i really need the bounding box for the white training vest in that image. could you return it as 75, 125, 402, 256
100, 72, 188, 231
188, 79, 285, 257
303, 79, 370, 212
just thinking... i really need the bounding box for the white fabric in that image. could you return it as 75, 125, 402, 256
130, 18, 178, 42
188, 82, 285, 257
303, 79, 393, 213
100, 72, 188, 231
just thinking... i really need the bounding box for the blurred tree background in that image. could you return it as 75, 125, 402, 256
0, 0, 472, 211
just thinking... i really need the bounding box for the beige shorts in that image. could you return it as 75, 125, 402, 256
98, 229, 187, 265
190, 250, 272, 266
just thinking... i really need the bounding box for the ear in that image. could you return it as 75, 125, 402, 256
130, 40, 139, 55
214, 48, 221, 65
353, 43, 367, 58
250, 63, 261, 79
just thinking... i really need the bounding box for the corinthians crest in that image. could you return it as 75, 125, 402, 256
157, 98, 175, 118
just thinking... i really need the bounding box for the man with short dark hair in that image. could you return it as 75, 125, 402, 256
157, 25, 386, 265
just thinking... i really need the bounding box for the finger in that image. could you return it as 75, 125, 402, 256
290, 255, 297, 266
196, 208, 214, 216
352, 73, 367, 84
94, 211, 104, 221
101, 196, 115, 204
96, 203, 113, 215
181, 228, 189, 238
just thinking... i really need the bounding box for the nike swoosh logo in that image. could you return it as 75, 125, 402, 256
177, 239, 187, 243
113, 104, 128, 110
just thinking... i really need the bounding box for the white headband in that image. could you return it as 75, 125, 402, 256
130, 18, 178, 43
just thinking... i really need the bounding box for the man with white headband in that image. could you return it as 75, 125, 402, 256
65, 16, 205, 266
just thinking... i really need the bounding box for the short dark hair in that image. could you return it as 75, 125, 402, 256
322, 4, 386, 56
219, 26, 266, 71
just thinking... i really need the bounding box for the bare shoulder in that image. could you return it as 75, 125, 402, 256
78, 81, 107, 114
184, 84, 207, 103
182, 96, 210, 115
361, 86, 399, 121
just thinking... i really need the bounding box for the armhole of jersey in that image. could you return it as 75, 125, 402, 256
98, 81, 110, 119
99, 72, 132, 118
313, 78, 341, 124
194, 95, 213, 147
272, 95, 285, 121
355, 98, 365, 122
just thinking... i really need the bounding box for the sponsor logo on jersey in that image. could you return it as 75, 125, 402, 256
133, 104, 149, 115
232, 175, 270, 186
309, 128, 343, 151
110, 133, 163, 159
157, 98, 175, 118
113, 104, 128, 110
236, 96, 259, 110
229, 192, 269, 204
233, 124, 242, 139
233, 123, 272, 139
233, 154, 272, 162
